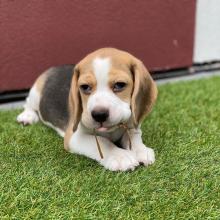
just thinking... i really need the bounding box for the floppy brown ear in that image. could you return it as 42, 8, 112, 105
131, 59, 157, 127
68, 66, 82, 132
64, 66, 82, 150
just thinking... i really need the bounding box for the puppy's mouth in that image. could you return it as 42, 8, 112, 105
95, 123, 117, 132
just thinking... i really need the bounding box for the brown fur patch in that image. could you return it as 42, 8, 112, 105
35, 70, 49, 94
64, 121, 73, 151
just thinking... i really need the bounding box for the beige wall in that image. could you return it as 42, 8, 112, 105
194, 0, 220, 63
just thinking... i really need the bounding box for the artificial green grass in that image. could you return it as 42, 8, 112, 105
0, 76, 220, 219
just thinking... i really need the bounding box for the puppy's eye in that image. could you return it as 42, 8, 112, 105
113, 82, 127, 92
80, 84, 92, 94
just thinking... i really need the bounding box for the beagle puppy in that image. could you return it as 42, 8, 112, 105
17, 48, 157, 171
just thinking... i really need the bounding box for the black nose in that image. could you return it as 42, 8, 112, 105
91, 108, 109, 123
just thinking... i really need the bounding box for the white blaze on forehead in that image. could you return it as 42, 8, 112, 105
92, 57, 111, 90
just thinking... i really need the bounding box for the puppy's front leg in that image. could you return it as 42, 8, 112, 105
65, 124, 139, 171
121, 127, 155, 166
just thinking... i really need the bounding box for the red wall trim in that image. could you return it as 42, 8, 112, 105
0, 0, 196, 91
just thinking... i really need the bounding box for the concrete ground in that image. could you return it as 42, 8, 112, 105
156, 70, 220, 85
1, 70, 220, 110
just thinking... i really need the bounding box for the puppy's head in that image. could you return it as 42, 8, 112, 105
70, 48, 157, 132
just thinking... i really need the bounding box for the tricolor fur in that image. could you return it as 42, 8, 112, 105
17, 48, 158, 171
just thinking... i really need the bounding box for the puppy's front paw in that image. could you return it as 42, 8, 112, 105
101, 149, 139, 171
134, 145, 155, 166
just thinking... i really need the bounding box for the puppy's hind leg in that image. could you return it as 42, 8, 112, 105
17, 86, 40, 125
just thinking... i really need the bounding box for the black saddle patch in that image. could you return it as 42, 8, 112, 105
39, 65, 75, 131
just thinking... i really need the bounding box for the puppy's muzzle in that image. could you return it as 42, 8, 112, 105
91, 108, 109, 123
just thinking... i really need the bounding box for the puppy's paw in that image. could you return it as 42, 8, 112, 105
17, 110, 39, 125
134, 145, 155, 166
101, 149, 139, 171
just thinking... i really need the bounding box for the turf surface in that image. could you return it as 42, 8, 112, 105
0, 77, 220, 219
